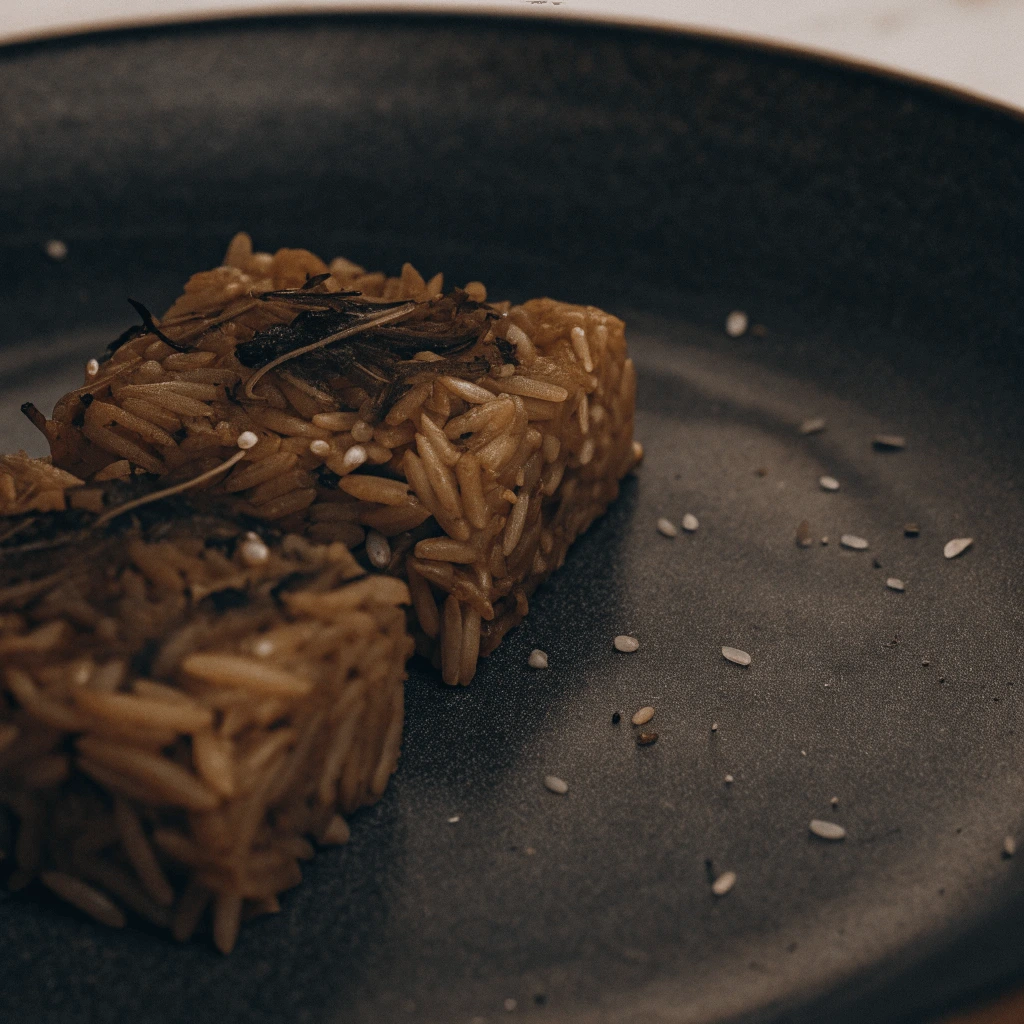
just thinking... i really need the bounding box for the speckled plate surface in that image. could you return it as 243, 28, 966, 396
1, 14, 1023, 1024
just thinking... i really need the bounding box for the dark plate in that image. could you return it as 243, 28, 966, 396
1, 14, 1023, 1024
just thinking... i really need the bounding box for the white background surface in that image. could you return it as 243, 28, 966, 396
1, 1, 1023, 111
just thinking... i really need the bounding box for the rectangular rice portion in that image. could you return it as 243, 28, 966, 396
0, 475, 412, 952
37, 235, 640, 684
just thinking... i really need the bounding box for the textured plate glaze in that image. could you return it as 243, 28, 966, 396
0, 15, 1022, 1024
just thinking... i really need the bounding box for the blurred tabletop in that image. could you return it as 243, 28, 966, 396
2, 1, 1023, 1022
0, 0, 1022, 112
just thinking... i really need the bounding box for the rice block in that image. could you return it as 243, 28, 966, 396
0, 475, 412, 952
36, 235, 640, 684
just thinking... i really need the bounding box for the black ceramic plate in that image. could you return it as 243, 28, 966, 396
1, 14, 1023, 1024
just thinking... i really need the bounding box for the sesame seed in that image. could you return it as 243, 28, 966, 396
447, 816, 460, 824
341, 445, 367, 471
239, 538, 269, 566
1004, 836, 1016, 858
656, 517, 678, 538
309, 438, 331, 457
840, 534, 869, 550
44, 239, 68, 261
544, 775, 568, 795
682, 513, 699, 532
636, 731, 658, 746
819, 475, 840, 492
873, 434, 906, 451
631, 706, 655, 726
724, 774, 734, 785
798, 417, 826, 435
821, 536, 829, 545
85, 358, 99, 377
886, 578, 905, 591
725, 310, 749, 337
711, 871, 736, 896
830, 796, 840, 808
721, 646, 751, 667
365, 529, 391, 570
904, 523, 920, 537
944, 537, 973, 559
614, 635, 639, 653
528, 649, 549, 669
809, 819, 846, 841
236, 430, 258, 450
711, 722, 719, 732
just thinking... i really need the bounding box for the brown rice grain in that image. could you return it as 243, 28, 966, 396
441, 596, 463, 686
338, 475, 409, 506
40, 871, 127, 929
113, 798, 175, 907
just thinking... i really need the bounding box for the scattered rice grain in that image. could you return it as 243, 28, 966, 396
886, 578, 905, 591
631, 706, 655, 726
682, 513, 699, 532
798, 418, 826, 435
840, 534, 869, 550
614, 635, 639, 653
656, 517, 678, 538
711, 871, 736, 896
528, 649, 549, 670
943, 537, 973, 559
809, 819, 846, 841
636, 731, 658, 746
872, 434, 906, 451
819, 476, 840, 492
725, 311, 749, 337
722, 647, 751, 667
1004, 836, 1016, 858
544, 775, 568, 795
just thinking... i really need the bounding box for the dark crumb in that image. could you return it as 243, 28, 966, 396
939, 677, 946, 683
872, 558, 882, 569
80, 393, 94, 408
787, 942, 799, 954
534, 994, 548, 1006
904, 523, 920, 537
636, 731, 658, 746
611, 711, 621, 725
922, 659, 930, 667
756, 467, 768, 477
704, 858, 716, 883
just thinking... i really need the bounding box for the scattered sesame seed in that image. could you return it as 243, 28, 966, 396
236, 430, 258, 450
544, 775, 568, 795
44, 239, 68, 261
611, 712, 621, 725
809, 819, 847, 841
711, 722, 719, 732
711, 870, 737, 896
614, 635, 640, 653
873, 434, 906, 451
796, 520, 814, 548
632, 440, 644, 463
944, 537, 973, 559
886, 578, 905, 591
239, 538, 269, 566
721, 646, 751, 667
725, 310, 749, 337
801, 749, 807, 756
798, 417, 826, 436
504, 998, 518, 1012
904, 523, 920, 537
528, 649, 549, 670
447, 816, 460, 824
656, 517, 678, 538
636, 731, 658, 746
309, 438, 331, 457
85, 358, 99, 377
365, 529, 391, 570
682, 513, 699, 532
631, 706, 655, 726
1004, 836, 1016, 858
819, 476, 840, 492
341, 445, 367, 471
921, 659, 930, 667
724, 774, 734, 785
840, 534, 869, 550
830, 796, 840, 808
